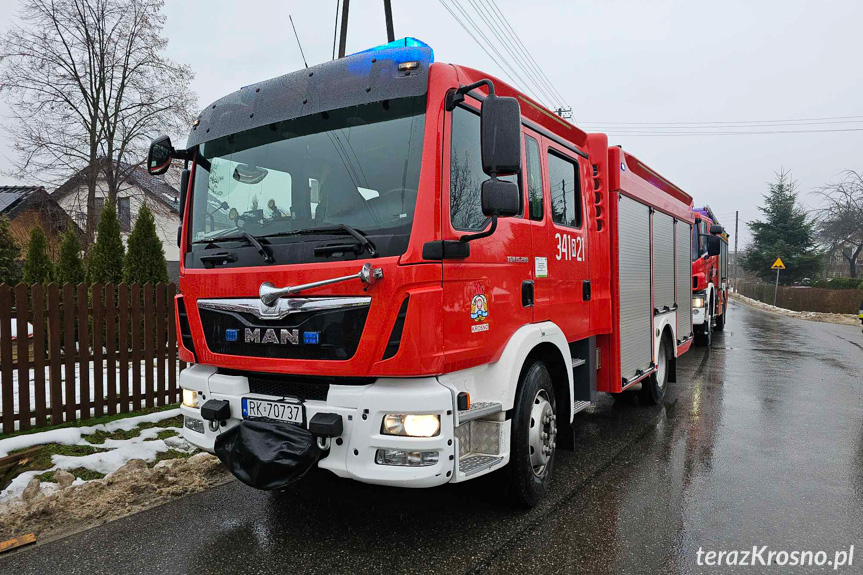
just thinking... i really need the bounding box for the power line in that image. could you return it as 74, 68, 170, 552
483, 0, 569, 107
467, 0, 558, 106
441, 0, 545, 103
436, 0, 520, 88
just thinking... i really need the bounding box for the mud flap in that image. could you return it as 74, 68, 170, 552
214, 420, 321, 490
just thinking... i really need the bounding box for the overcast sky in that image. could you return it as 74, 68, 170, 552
1, 0, 861, 247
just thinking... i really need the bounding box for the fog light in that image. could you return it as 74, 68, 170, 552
184, 416, 205, 434
182, 389, 199, 408
375, 449, 439, 466
382, 414, 441, 437
692, 296, 705, 308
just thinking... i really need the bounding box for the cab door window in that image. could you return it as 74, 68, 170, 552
547, 150, 581, 228
525, 135, 543, 221
450, 106, 519, 231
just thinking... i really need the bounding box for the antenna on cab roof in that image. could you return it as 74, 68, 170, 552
289, 15, 308, 69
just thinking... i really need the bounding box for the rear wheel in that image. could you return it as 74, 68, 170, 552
638, 337, 669, 405
507, 361, 557, 508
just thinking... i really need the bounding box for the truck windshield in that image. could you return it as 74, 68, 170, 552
189, 96, 426, 252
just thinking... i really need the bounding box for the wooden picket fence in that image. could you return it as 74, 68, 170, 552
0, 283, 187, 435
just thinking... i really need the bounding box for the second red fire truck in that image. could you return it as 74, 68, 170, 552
149, 38, 699, 506
691, 206, 728, 346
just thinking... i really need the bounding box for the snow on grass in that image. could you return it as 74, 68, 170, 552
0, 408, 191, 503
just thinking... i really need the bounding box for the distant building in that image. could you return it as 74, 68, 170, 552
52, 163, 181, 282
824, 240, 863, 278
0, 186, 82, 258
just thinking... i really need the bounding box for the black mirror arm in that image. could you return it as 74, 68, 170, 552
459, 216, 497, 243
446, 79, 496, 111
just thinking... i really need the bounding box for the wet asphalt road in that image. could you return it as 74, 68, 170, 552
2, 300, 862, 575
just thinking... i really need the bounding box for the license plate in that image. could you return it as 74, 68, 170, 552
242, 397, 304, 425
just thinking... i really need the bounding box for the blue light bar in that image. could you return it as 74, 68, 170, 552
350, 37, 434, 64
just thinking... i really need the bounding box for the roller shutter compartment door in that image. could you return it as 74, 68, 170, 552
676, 220, 692, 340
653, 211, 675, 312
616, 195, 652, 384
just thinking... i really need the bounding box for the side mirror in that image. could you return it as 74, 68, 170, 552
147, 135, 173, 175
709, 224, 724, 235
481, 94, 521, 177
706, 234, 721, 257
481, 178, 520, 218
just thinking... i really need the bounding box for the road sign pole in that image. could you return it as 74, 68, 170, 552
773, 268, 780, 307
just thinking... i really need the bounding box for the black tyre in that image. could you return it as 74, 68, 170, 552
695, 311, 712, 347
714, 309, 725, 331
638, 337, 669, 405
507, 361, 557, 508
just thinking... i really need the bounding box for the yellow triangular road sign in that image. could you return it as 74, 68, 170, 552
771, 257, 785, 270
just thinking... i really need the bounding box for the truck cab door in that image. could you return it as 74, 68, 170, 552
530, 137, 591, 341
440, 101, 534, 369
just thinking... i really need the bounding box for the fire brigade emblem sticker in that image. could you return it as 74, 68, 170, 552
470, 283, 489, 333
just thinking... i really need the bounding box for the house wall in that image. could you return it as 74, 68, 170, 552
55, 180, 180, 262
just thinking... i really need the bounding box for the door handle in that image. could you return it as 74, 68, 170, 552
582, 280, 592, 301
522, 280, 534, 308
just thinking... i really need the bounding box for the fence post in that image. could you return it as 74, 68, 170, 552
118, 284, 130, 413
77, 283, 90, 419
92, 283, 104, 417
15, 284, 31, 431
62, 284, 76, 422
47, 284, 62, 424
143, 284, 155, 408
105, 284, 117, 415
167, 284, 177, 404
0, 285, 14, 434
156, 284, 167, 406
130, 283, 142, 411
32, 283, 47, 428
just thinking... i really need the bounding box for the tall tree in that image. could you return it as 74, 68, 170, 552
55, 228, 86, 285
743, 170, 820, 283
814, 170, 863, 278
0, 0, 196, 246
0, 216, 22, 285
87, 199, 125, 284
22, 227, 54, 284
123, 203, 168, 284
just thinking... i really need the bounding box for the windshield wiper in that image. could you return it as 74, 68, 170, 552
193, 230, 274, 264
262, 224, 378, 258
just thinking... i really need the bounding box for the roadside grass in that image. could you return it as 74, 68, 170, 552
38, 467, 107, 483
2, 410, 187, 489
9, 444, 108, 476
0, 404, 180, 441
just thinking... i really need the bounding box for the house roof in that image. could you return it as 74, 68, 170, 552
0, 186, 47, 215
52, 161, 180, 213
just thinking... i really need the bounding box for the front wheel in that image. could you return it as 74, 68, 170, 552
507, 361, 557, 508
695, 311, 712, 346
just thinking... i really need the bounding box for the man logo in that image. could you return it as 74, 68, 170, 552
244, 328, 299, 345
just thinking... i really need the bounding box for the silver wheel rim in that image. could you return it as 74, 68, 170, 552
656, 342, 667, 389
528, 389, 556, 477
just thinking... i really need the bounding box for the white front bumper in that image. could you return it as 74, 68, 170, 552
692, 306, 706, 326
179, 365, 457, 488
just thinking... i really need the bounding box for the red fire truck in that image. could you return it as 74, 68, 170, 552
691, 206, 728, 346
148, 38, 696, 506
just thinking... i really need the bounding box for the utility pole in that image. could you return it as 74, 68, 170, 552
733, 210, 739, 290
337, 0, 350, 58
384, 0, 395, 42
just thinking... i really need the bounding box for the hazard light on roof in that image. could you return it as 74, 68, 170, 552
350, 37, 434, 64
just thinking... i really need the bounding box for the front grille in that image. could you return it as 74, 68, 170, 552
199, 303, 370, 361
220, 369, 375, 402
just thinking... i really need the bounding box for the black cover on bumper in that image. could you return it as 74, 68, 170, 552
214, 420, 321, 490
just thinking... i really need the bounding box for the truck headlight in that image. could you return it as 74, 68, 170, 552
381, 414, 441, 437
182, 389, 199, 408
692, 295, 705, 308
